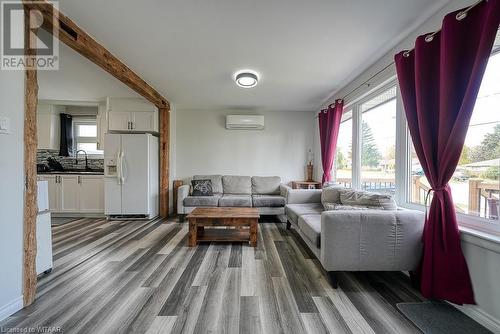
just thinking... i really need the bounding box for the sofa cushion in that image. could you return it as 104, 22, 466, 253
251, 176, 281, 195
193, 175, 223, 194
222, 176, 252, 194
183, 195, 221, 207
285, 203, 323, 224
191, 179, 213, 196
321, 186, 343, 204
219, 194, 252, 207
298, 214, 321, 248
252, 195, 286, 207
339, 188, 397, 210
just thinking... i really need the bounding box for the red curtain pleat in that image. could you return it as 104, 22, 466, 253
395, 0, 500, 304
318, 100, 344, 183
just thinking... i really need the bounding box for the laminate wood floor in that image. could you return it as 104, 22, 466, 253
1, 217, 425, 334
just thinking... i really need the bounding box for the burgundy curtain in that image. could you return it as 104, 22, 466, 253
395, 0, 500, 305
318, 99, 343, 183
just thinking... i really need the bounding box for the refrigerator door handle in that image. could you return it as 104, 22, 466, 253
119, 150, 126, 185
116, 150, 123, 185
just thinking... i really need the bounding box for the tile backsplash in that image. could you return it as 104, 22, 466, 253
37, 149, 104, 170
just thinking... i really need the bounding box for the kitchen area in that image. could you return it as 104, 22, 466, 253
36, 97, 160, 217
35, 96, 160, 274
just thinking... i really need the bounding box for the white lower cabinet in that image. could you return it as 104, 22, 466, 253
60, 175, 80, 212
79, 175, 105, 213
38, 174, 104, 214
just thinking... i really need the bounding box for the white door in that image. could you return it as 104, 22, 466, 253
108, 112, 131, 131
104, 134, 123, 215
41, 175, 60, 212
132, 111, 156, 132
60, 175, 80, 212
121, 134, 149, 214
80, 175, 104, 213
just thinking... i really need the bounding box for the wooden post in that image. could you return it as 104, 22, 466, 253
468, 179, 481, 216
412, 176, 421, 204
23, 6, 39, 306
159, 107, 170, 218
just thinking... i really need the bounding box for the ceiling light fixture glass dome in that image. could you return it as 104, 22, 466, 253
235, 71, 259, 88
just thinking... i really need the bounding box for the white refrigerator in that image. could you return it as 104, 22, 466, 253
104, 133, 159, 219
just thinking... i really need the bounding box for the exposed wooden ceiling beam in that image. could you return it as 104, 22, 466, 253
23, 0, 170, 109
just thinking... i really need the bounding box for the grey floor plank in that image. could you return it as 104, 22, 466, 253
239, 296, 262, 334
0, 220, 429, 334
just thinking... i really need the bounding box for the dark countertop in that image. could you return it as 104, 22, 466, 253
38, 170, 104, 175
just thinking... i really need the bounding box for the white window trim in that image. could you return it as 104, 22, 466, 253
340, 73, 500, 241
73, 118, 103, 157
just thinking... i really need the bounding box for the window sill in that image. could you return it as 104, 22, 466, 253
399, 202, 500, 252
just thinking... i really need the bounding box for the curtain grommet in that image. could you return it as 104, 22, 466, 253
425, 34, 434, 43
456, 11, 467, 21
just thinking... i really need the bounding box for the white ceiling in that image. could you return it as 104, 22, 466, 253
40, 0, 449, 111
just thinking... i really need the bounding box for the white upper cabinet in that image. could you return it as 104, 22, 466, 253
37, 104, 65, 150
106, 97, 158, 133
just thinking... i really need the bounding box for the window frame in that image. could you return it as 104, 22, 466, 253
72, 118, 103, 156
399, 50, 500, 234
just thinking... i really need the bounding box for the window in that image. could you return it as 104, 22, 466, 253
333, 112, 352, 187
360, 86, 397, 195
409, 51, 500, 222
73, 119, 103, 155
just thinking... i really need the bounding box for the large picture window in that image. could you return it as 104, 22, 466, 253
360, 87, 397, 195
409, 51, 500, 222
333, 112, 352, 187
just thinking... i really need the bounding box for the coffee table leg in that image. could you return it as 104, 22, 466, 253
250, 219, 257, 247
188, 218, 197, 247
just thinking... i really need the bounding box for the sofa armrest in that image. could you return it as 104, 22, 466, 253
320, 209, 424, 271
280, 184, 292, 198
177, 185, 190, 214
286, 189, 322, 204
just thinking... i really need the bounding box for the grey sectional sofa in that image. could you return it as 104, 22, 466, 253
177, 175, 290, 221
285, 186, 425, 287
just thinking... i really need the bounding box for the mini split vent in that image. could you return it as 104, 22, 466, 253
225, 115, 265, 130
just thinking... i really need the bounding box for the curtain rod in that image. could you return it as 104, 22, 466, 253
318, 0, 491, 113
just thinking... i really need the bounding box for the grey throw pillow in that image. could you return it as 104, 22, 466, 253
191, 179, 213, 196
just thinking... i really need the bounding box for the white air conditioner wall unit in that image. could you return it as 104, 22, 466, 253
226, 115, 265, 130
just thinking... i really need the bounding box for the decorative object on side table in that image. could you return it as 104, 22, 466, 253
292, 181, 322, 190
306, 148, 314, 181
187, 207, 259, 247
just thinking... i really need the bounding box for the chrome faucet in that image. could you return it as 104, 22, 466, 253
75, 150, 89, 170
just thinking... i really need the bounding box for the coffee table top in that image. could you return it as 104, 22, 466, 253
187, 207, 260, 219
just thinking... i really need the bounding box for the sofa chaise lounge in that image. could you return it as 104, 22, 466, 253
285, 186, 425, 287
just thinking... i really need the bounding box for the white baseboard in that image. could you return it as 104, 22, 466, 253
0, 296, 23, 322
453, 304, 500, 333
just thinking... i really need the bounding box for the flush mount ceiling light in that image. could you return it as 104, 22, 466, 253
235, 70, 259, 88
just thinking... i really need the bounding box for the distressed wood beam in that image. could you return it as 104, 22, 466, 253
23, 0, 169, 109
23, 6, 39, 306
159, 107, 170, 218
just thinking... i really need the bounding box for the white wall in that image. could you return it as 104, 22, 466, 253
316, 0, 500, 330
0, 67, 25, 319
175, 109, 313, 184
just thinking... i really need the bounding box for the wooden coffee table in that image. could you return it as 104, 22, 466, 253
187, 207, 260, 247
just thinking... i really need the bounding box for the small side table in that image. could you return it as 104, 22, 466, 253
292, 181, 322, 190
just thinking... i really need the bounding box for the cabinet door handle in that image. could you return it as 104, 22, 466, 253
78, 176, 81, 184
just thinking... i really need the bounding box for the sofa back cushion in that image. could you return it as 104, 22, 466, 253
222, 175, 252, 194
251, 176, 281, 195
339, 189, 397, 210
193, 175, 223, 194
